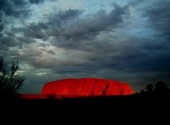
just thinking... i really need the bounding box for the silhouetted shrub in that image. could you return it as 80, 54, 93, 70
154, 81, 168, 96
145, 84, 154, 95
140, 81, 170, 96
0, 56, 24, 99
140, 89, 146, 95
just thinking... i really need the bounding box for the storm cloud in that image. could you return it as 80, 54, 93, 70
0, 0, 45, 18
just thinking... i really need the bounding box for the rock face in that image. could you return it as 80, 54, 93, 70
41, 78, 133, 96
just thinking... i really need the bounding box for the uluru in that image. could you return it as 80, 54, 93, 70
41, 78, 133, 97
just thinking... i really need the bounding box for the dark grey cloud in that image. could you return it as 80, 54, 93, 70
0, 0, 44, 18
16, 24, 48, 40
14, 9, 82, 42
47, 9, 83, 26
53, 4, 128, 41
29, 0, 44, 4
0, 0, 46, 47
0, 0, 28, 17
15, 4, 128, 44
13, 4, 128, 55
15, 1, 170, 73
145, 0, 170, 39
16, 37, 36, 48
0, 43, 9, 52
0, 19, 3, 37
134, 0, 170, 73
0, 36, 17, 47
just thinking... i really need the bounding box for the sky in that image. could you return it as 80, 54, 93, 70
0, 0, 170, 93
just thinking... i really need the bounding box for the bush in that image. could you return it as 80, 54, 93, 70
0, 56, 24, 99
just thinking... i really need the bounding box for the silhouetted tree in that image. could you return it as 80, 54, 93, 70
140, 89, 146, 95
140, 81, 170, 96
154, 81, 168, 95
0, 56, 24, 99
145, 84, 154, 95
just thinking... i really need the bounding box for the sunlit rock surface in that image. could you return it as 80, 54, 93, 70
41, 78, 133, 97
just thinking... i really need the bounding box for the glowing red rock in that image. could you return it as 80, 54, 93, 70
41, 78, 133, 97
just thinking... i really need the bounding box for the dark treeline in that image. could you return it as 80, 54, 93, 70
139, 81, 170, 96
